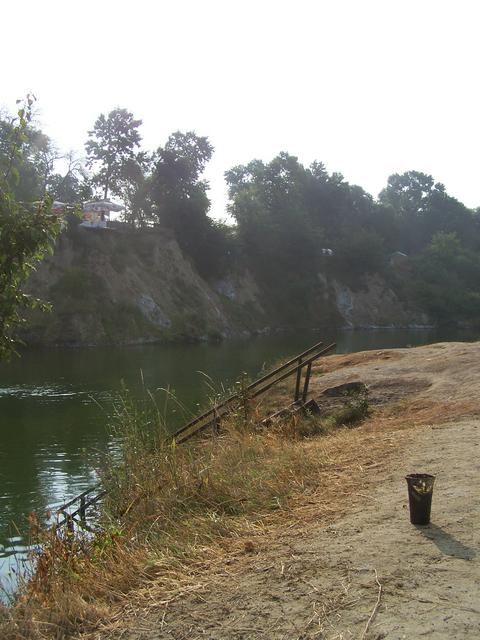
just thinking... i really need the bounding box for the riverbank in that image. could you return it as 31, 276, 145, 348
1, 341, 479, 639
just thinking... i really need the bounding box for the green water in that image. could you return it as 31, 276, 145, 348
0, 327, 478, 591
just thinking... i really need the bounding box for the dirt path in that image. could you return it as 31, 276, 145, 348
105, 343, 480, 640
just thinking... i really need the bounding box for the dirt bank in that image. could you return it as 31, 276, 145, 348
96, 341, 479, 640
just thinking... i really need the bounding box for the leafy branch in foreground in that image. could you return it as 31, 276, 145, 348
0, 96, 63, 360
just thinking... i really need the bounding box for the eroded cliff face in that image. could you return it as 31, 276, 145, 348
20, 226, 427, 346
21, 226, 267, 346
329, 275, 430, 329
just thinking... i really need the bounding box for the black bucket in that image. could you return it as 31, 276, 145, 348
405, 473, 435, 525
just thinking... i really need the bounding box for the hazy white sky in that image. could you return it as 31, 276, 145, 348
2, 0, 479, 217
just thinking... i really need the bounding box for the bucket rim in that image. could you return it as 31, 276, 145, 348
405, 473, 435, 480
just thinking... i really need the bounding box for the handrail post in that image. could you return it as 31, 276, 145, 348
79, 496, 86, 523
213, 407, 220, 435
294, 357, 303, 402
241, 372, 249, 424
302, 362, 313, 403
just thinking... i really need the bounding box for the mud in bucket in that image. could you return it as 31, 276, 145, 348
405, 473, 435, 525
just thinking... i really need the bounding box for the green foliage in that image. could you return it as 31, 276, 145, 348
379, 171, 477, 252
85, 108, 143, 200
148, 131, 233, 278
226, 157, 480, 325
410, 232, 480, 322
0, 106, 91, 204
333, 229, 385, 281
379, 171, 439, 219
0, 97, 63, 360
332, 395, 370, 426
0, 105, 46, 202
226, 153, 391, 322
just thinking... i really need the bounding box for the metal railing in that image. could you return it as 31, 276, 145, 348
51, 339, 336, 529
173, 341, 336, 443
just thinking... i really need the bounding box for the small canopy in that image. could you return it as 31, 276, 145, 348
83, 199, 124, 213
52, 201, 66, 213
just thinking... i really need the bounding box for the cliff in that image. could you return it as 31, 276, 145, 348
20, 225, 427, 346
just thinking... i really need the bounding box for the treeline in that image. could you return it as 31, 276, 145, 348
2, 106, 480, 324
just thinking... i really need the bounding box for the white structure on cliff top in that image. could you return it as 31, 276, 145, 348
80, 200, 123, 228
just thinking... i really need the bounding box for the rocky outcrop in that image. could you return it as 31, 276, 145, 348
331, 275, 429, 329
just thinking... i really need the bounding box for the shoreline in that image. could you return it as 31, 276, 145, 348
13, 322, 480, 351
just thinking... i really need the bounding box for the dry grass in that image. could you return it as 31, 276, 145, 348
92, 413, 412, 639
1, 362, 461, 640
1, 392, 368, 640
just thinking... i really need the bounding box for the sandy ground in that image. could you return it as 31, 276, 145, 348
104, 342, 480, 640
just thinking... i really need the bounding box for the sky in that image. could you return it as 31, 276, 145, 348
2, 0, 480, 217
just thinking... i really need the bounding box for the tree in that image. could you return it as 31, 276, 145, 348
150, 131, 213, 222
226, 153, 326, 322
379, 171, 477, 252
116, 152, 152, 227
1, 112, 92, 205
47, 151, 93, 203
149, 132, 223, 276
85, 108, 142, 199
411, 232, 480, 321
0, 113, 54, 202
379, 171, 439, 219
0, 97, 63, 359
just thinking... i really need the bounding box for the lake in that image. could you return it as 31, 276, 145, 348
1, 327, 478, 592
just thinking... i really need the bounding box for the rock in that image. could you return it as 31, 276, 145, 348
137, 294, 171, 328
320, 382, 368, 397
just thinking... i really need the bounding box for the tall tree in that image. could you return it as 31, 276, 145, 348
0, 113, 55, 202
0, 97, 62, 359
151, 131, 213, 221
379, 171, 439, 220
85, 108, 142, 199
379, 170, 477, 251
149, 132, 222, 275
226, 153, 320, 274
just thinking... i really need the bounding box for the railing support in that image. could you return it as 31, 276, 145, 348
294, 357, 303, 402
302, 362, 313, 403
79, 496, 86, 523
